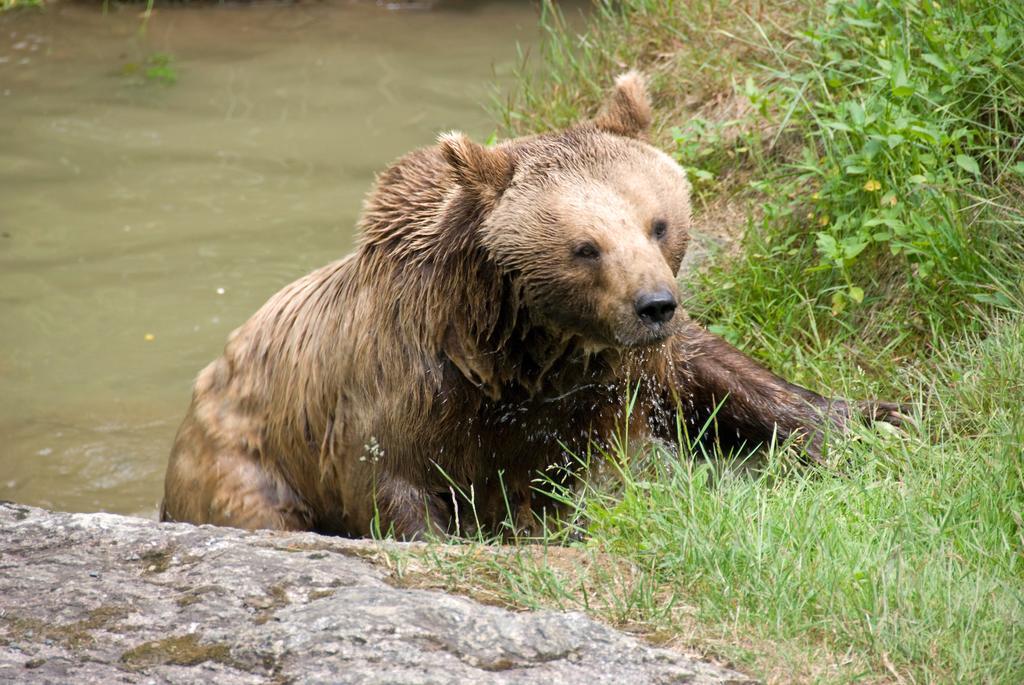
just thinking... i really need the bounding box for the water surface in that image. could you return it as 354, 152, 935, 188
0, 1, 552, 517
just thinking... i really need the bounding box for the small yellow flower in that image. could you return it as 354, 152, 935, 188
812, 192, 820, 201
806, 212, 815, 220
863, 179, 881, 192
144, 333, 155, 342
819, 215, 830, 226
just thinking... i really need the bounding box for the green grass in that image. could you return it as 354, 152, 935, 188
389, 1, 1024, 683
1, 0, 43, 10
576, 318, 1024, 683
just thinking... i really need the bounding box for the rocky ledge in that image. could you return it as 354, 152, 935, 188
0, 502, 752, 684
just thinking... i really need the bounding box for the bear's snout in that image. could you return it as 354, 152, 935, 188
634, 289, 678, 326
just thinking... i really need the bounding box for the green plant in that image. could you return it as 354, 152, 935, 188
670, 118, 724, 186
1, 0, 43, 10
762, 0, 1024, 319
120, 52, 178, 85
144, 52, 177, 85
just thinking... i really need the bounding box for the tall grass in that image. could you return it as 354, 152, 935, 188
576, 316, 1024, 683
494, 0, 817, 138
394, 1, 1024, 683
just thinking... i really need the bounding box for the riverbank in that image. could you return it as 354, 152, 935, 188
406, 1, 1024, 683
0, 502, 753, 684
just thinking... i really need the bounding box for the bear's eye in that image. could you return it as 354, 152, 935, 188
572, 241, 601, 261
652, 219, 668, 240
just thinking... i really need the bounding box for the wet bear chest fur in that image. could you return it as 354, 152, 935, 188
410, 374, 628, 491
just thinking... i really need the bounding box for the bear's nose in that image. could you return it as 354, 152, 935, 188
634, 290, 677, 325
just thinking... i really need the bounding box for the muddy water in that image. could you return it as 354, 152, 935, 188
0, 1, 559, 518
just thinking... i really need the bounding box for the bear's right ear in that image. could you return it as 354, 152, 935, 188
593, 70, 653, 139
439, 132, 514, 206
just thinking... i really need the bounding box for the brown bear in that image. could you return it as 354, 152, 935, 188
161, 73, 904, 539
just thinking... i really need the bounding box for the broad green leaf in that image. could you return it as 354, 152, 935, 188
845, 17, 880, 28
971, 291, 1013, 308
908, 126, 940, 145
921, 53, 948, 72
891, 62, 915, 98
848, 101, 865, 126
842, 239, 868, 260
956, 154, 980, 175
816, 232, 839, 259
831, 291, 846, 315
825, 121, 854, 132
863, 217, 905, 231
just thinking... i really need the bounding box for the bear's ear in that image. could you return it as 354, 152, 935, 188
438, 132, 514, 205
593, 70, 652, 139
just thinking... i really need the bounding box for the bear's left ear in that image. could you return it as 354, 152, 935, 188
593, 70, 652, 139
439, 132, 515, 206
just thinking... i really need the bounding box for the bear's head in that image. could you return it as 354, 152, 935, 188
440, 72, 691, 351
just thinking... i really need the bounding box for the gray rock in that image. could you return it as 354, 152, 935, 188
0, 502, 754, 684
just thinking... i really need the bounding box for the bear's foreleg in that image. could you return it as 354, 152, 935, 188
370, 474, 453, 541
664, 321, 907, 461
